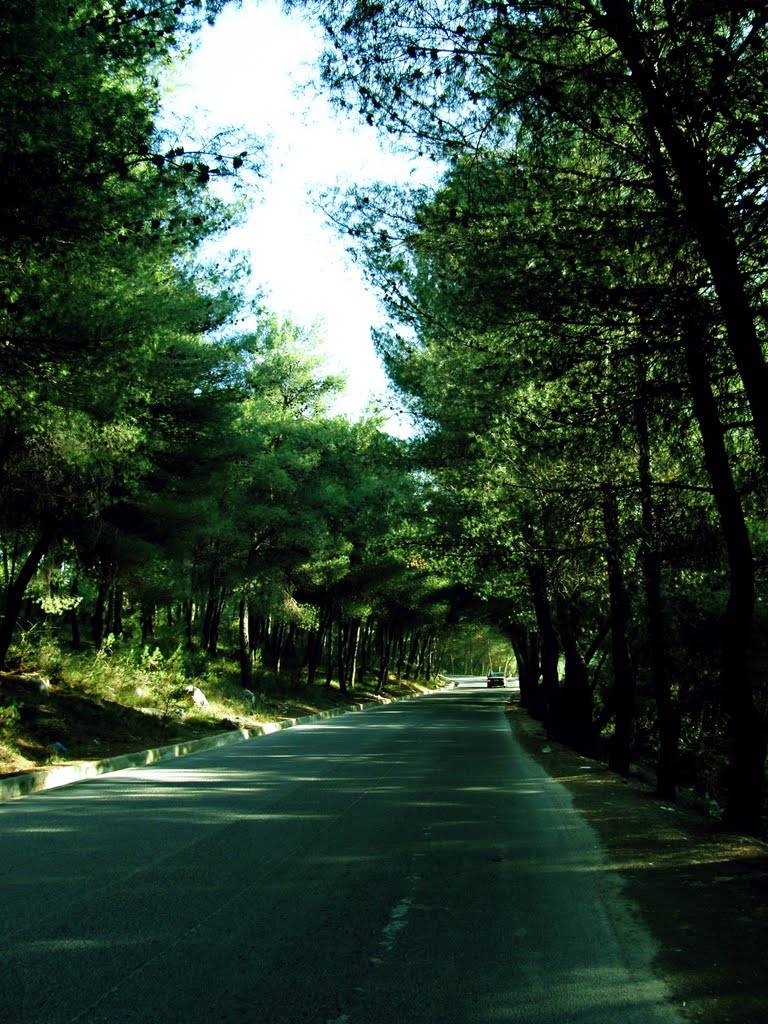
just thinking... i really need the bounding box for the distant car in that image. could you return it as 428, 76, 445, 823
487, 672, 506, 688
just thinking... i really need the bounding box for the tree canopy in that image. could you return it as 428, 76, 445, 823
284, 0, 768, 832
0, 1, 474, 732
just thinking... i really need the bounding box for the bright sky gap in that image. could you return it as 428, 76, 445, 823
163, 0, 436, 432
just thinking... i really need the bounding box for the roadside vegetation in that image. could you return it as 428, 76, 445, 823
0, 625, 452, 777
0, 608, 513, 776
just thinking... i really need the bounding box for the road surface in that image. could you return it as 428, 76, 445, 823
0, 681, 681, 1024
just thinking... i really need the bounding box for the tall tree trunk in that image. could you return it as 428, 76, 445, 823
603, 0, 768, 474
202, 585, 224, 655
376, 622, 392, 694
305, 627, 320, 688
184, 600, 195, 647
422, 631, 436, 680
526, 559, 560, 725
93, 583, 107, 648
349, 618, 361, 690
509, 624, 541, 712
202, 590, 215, 651
337, 617, 349, 693
239, 596, 252, 689
405, 630, 419, 679
69, 577, 81, 651
140, 600, 154, 643
684, 334, 765, 832
554, 594, 596, 754
0, 525, 55, 668
360, 617, 372, 680
634, 374, 679, 800
113, 588, 124, 638
269, 620, 286, 679
602, 483, 635, 777
306, 604, 330, 688
416, 631, 430, 680
325, 608, 334, 687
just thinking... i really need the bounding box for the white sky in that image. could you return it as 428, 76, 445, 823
164, 0, 434, 429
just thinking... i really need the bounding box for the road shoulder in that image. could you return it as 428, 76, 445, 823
506, 702, 768, 1024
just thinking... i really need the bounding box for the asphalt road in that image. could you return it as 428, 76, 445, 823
0, 681, 682, 1024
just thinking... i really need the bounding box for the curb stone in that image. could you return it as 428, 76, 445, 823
0, 682, 455, 802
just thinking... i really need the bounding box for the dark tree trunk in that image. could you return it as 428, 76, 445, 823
684, 334, 765, 832
21, 596, 35, 632
202, 592, 215, 651
554, 595, 596, 754
390, 622, 403, 681
337, 617, 349, 693
266, 619, 286, 678
348, 618, 361, 690
602, 483, 635, 778
140, 600, 154, 643
203, 588, 225, 656
421, 631, 436, 680
113, 589, 124, 638
239, 596, 252, 689
405, 630, 420, 680
509, 624, 541, 713
306, 604, 330, 688
183, 600, 195, 647
635, 376, 679, 800
527, 559, 560, 726
69, 578, 81, 651
376, 622, 392, 694
0, 525, 55, 668
360, 617, 372, 680
305, 627, 321, 688
92, 583, 107, 648
325, 609, 334, 687
602, 0, 768, 474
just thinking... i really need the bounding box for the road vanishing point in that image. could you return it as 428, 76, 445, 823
0, 680, 683, 1024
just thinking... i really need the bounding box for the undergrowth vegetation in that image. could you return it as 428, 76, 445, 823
0, 617, 450, 776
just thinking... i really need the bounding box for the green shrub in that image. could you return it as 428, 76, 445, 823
0, 702, 21, 732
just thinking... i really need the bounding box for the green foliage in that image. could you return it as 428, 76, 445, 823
10, 626, 67, 679
293, 0, 768, 827
0, 1, 487, 785
0, 702, 21, 732
0, 0, 253, 662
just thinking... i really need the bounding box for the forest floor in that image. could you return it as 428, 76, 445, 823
508, 704, 768, 1024
2, 674, 766, 1023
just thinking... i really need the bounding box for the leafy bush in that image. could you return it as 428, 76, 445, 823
0, 702, 21, 732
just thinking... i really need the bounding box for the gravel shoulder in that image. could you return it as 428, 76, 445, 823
507, 702, 768, 1024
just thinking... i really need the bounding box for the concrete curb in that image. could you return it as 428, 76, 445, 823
1, 682, 454, 803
